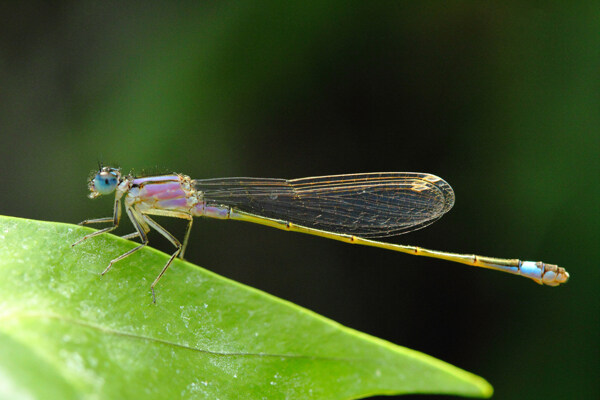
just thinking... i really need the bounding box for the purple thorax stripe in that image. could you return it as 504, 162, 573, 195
141, 181, 186, 200
156, 197, 189, 210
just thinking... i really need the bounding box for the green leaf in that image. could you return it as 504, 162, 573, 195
0, 216, 492, 399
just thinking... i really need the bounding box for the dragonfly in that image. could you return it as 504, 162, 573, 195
73, 166, 569, 302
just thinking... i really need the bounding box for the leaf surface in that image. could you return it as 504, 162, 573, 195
0, 216, 492, 399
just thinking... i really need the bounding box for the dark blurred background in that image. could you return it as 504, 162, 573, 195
0, 2, 598, 399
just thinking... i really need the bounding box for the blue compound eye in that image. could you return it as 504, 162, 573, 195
94, 170, 119, 195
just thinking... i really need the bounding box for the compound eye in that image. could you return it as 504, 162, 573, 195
94, 171, 119, 195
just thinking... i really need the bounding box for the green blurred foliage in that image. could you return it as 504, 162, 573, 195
0, 2, 597, 399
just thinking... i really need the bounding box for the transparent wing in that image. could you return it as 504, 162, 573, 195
193, 172, 455, 238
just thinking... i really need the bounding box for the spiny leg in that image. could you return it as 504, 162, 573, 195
138, 209, 193, 260
72, 198, 122, 247
72, 225, 118, 247
102, 207, 148, 275
78, 217, 113, 226
150, 249, 182, 303
121, 232, 141, 240
140, 214, 183, 303
179, 217, 193, 259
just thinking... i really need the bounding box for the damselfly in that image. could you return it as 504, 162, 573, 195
73, 167, 569, 302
